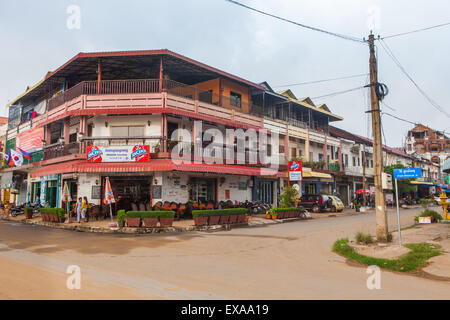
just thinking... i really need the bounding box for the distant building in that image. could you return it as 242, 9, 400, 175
404, 124, 450, 166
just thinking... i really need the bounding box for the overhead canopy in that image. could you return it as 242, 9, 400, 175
7, 49, 265, 107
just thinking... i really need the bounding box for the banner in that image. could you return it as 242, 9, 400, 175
86, 145, 150, 162
16, 127, 44, 153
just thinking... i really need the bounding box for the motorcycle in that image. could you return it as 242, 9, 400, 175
10, 204, 25, 217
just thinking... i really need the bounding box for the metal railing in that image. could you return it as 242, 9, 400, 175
43, 142, 79, 160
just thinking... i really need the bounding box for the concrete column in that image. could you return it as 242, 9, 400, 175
305, 128, 310, 161
63, 117, 70, 145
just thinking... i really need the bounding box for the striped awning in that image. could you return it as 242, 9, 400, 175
30, 159, 284, 178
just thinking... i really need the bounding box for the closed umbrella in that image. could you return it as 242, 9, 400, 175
103, 177, 116, 226
63, 181, 71, 223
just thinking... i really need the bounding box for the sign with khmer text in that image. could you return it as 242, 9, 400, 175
86, 145, 150, 162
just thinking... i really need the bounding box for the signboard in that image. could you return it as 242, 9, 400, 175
16, 127, 44, 153
86, 145, 150, 162
91, 186, 101, 199
393, 168, 422, 179
152, 185, 162, 199
238, 182, 247, 190
418, 216, 432, 224
288, 160, 303, 181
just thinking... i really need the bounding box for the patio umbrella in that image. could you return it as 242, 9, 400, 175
63, 181, 71, 223
355, 189, 370, 195
103, 177, 116, 224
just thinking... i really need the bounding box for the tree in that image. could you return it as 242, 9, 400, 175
384, 163, 416, 195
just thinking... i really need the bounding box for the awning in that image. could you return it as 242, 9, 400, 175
30, 160, 284, 178
302, 171, 333, 179
410, 181, 433, 186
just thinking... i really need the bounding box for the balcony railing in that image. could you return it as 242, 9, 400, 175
43, 142, 80, 160
47, 78, 264, 115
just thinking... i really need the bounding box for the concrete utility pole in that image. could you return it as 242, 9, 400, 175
362, 146, 366, 207
368, 34, 388, 241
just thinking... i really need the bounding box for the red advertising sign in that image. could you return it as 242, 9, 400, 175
16, 127, 44, 153
86, 145, 150, 162
288, 160, 303, 181
289, 161, 303, 172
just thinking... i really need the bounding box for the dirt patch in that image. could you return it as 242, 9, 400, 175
353, 243, 411, 259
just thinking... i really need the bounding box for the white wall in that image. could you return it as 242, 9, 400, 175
77, 173, 101, 205
217, 175, 252, 202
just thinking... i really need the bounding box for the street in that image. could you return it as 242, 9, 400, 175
0, 206, 449, 299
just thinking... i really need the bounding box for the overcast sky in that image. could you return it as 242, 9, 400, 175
1, 0, 449, 147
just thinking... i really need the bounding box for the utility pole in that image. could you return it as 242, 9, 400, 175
362, 146, 366, 207
368, 33, 388, 241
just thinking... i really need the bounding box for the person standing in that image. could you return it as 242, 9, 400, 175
76, 197, 82, 223
81, 196, 89, 223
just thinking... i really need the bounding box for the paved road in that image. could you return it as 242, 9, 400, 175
0, 206, 449, 299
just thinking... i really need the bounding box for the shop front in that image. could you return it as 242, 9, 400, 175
302, 169, 334, 195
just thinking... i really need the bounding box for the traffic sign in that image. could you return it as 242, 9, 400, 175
393, 168, 422, 179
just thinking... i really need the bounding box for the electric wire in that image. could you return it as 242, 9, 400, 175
273, 73, 368, 88
225, 0, 365, 44
381, 22, 450, 39
311, 86, 366, 100
379, 39, 450, 118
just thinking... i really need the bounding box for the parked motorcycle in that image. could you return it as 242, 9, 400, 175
10, 204, 25, 217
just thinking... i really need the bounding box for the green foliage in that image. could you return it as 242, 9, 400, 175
417, 198, 432, 206
125, 211, 175, 219
384, 163, 417, 194
290, 156, 303, 162
278, 186, 298, 208
355, 232, 374, 245
192, 208, 247, 217
303, 161, 325, 169
24, 207, 33, 213
333, 238, 441, 272
117, 210, 126, 222
414, 209, 442, 223
387, 232, 393, 243
40, 208, 65, 218
269, 207, 298, 214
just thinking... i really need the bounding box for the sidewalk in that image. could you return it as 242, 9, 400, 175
0, 212, 309, 235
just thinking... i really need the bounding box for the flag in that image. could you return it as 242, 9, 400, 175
103, 177, 116, 205
17, 147, 32, 160
9, 150, 23, 167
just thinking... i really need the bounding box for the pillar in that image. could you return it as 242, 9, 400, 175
64, 117, 70, 145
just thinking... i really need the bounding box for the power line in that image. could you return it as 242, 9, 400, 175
381, 111, 418, 126
273, 73, 368, 88
382, 22, 450, 40
379, 39, 450, 118
225, 0, 365, 44
311, 86, 366, 100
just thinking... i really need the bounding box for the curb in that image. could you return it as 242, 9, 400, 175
0, 216, 309, 235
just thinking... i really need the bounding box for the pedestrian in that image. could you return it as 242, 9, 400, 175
76, 197, 82, 223
81, 196, 90, 223
34, 195, 40, 207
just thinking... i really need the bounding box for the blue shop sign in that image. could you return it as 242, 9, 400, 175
393, 168, 422, 179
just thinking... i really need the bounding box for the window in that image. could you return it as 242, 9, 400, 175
111, 126, 145, 137
352, 157, 356, 167
279, 145, 285, 153
69, 133, 77, 143
230, 91, 242, 108
291, 148, 297, 158
358, 157, 360, 166
318, 153, 323, 161
371, 160, 373, 168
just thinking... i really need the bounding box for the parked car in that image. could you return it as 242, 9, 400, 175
328, 196, 344, 212
298, 194, 332, 213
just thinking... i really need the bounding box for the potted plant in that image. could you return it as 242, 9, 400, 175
208, 211, 220, 225
229, 211, 238, 224
117, 210, 126, 228
243, 214, 249, 223
219, 212, 230, 224
142, 211, 158, 227
193, 210, 209, 226
125, 212, 141, 227
271, 212, 278, 220
159, 210, 175, 227
154, 142, 161, 153
24, 207, 33, 219
355, 203, 361, 212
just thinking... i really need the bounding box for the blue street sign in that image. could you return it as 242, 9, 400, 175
393, 168, 422, 179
